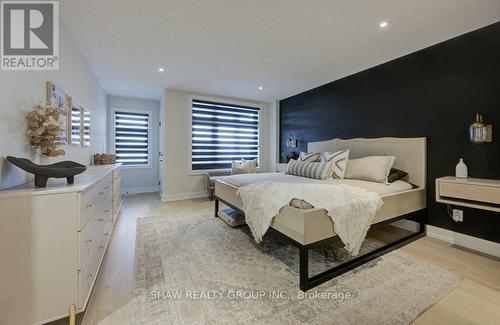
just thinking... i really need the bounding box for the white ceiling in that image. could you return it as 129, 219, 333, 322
60, 0, 500, 102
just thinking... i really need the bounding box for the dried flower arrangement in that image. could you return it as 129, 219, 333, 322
27, 101, 68, 157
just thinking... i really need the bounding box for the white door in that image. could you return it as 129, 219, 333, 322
111, 107, 160, 194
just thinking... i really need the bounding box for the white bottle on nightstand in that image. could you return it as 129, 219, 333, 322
455, 158, 468, 178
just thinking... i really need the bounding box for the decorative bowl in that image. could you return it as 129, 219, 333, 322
7, 156, 87, 188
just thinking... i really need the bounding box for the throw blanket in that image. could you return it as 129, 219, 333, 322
237, 182, 383, 256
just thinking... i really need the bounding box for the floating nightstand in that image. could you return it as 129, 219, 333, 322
436, 176, 500, 212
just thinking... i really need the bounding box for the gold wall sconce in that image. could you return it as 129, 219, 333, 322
469, 113, 492, 144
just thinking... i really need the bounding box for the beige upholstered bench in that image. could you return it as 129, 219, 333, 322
205, 170, 231, 200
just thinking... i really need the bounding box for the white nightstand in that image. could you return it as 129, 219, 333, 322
276, 163, 288, 172
435, 176, 500, 212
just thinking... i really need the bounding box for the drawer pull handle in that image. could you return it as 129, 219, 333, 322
85, 239, 92, 243
104, 232, 109, 236
98, 245, 104, 249
86, 273, 93, 279
86, 203, 92, 208
98, 218, 104, 222
104, 186, 109, 189
104, 209, 109, 213
99, 191, 104, 195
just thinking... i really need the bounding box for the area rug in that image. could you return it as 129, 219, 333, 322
133, 214, 461, 324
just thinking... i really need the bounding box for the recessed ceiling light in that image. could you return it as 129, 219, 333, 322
379, 21, 389, 29
158, 67, 164, 72
258, 86, 264, 90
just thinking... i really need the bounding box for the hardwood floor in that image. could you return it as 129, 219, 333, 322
71, 193, 499, 325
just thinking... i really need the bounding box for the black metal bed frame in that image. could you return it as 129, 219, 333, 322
214, 196, 426, 292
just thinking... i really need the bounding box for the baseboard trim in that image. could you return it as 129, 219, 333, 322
426, 225, 500, 258
123, 186, 159, 195
160, 190, 167, 202
162, 191, 208, 202
426, 225, 454, 243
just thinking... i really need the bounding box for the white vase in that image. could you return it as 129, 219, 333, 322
455, 158, 468, 178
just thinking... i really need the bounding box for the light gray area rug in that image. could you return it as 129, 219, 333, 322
133, 214, 461, 325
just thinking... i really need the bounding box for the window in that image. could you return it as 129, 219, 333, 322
114, 111, 149, 166
70, 105, 81, 144
191, 99, 260, 171
82, 109, 91, 146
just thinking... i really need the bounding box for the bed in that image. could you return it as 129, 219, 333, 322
214, 137, 427, 291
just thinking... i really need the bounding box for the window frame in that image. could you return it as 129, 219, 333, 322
188, 95, 261, 175
110, 107, 153, 169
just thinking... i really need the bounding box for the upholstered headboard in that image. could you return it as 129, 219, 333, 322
308, 137, 427, 188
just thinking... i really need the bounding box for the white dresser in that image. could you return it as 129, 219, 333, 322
0, 164, 122, 325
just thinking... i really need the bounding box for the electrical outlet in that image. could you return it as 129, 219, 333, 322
452, 209, 463, 222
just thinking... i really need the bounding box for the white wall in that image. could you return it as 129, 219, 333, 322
0, 24, 106, 190
162, 88, 276, 201
107, 95, 160, 194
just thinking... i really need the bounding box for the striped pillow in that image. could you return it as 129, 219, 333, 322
299, 152, 320, 162
286, 159, 331, 180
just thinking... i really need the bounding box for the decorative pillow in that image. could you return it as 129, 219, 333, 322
299, 152, 320, 162
388, 168, 408, 183
286, 159, 331, 180
321, 149, 350, 179
218, 207, 245, 227
289, 198, 314, 210
241, 158, 257, 173
344, 156, 396, 184
231, 159, 254, 175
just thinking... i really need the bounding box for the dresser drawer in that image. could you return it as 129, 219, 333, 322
103, 193, 113, 222
77, 220, 98, 270
78, 241, 101, 308
79, 174, 112, 229
78, 194, 110, 270
102, 218, 113, 246
79, 196, 95, 230
96, 180, 112, 207
78, 218, 110, 304
439, 181, 500, 205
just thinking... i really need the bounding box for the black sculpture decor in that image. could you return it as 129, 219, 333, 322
7, 156, 87, 188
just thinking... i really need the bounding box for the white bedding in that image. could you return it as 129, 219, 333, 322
223, 172, 413, 195
237, 182, 383, 256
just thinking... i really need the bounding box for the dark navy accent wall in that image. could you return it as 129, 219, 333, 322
279, 22, 500, 243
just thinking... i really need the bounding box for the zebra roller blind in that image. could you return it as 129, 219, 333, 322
83, 109, 91, 146
114, 111, 149, 165
191, 99, 260, 170
70, 105, 81, 144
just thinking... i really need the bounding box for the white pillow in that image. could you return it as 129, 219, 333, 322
344, 156, 396, 184
242, 158, 257, 173
231, 159, 256, 175
299, 152, 320, 162
321, 149, 350, 179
